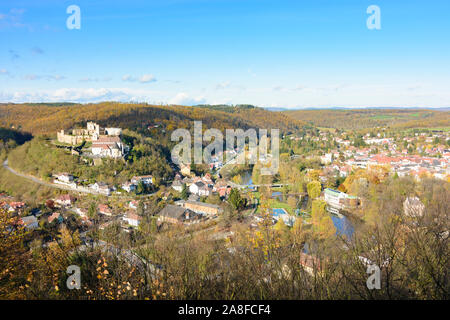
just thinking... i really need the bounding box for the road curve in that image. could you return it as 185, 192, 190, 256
2, 159, 157, 198
2, 159, 100, 195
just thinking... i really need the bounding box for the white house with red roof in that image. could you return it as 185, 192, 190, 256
92, 136, 127, 158
123, 211, 142, 227
55, 194, 76, 207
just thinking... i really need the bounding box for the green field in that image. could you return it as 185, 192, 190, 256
284, 108, 450, 130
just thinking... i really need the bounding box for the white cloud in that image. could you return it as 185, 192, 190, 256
24, 74, 39, 80
51, 75, 65, 81
169, 92, 206, 106
79, 76, 112, 82
122, 74, 134, 81
10, 8, 25, 15
293, 85, 305, 91
0, 8, 27, 29
215, 81, 231, 90
0, 88, 159, 103
215, 81, 246, 92
247, 68, 257, 77
1, 82, 449, 108
272, 86, 288, 92
139, 74, 156, 83
122, 74, 157, 83
23, 74, 66, 81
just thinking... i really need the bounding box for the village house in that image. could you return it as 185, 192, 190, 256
201, 173, 214, 185
213, 180, 232, 198
48, 212, 63, 224
122, 181, 137, 193
98, 204, 113, 216
128, 200, 139, 210
74, 207, 88, 218
189, 181, 212, 196
53, 173, 77, 188
99, 220, 115, 230
171, 179, 183, 192
320, 153, 333, 165
180, 163, 191, 176
181, 176, 194, 187
55, 194, 76, 207
55, 173, 74, 183
127, 200, 147, 211
123, 211, 142, 227
158, 204, 201, 225
0, 201, 8, 212
131, 175, 153, 185
179, 200, 223, 216
90, 182, 112, 196
8, 201, 26, 213
20, 216, 39, 230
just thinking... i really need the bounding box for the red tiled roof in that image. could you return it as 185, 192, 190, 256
10, 202, 25, 208
96, 136, 121, 143
92, 144, 111, 150
125, 211, 142, 221
98, 204, 112, 213
57, 194, 75, 202
48, 212, 60, 223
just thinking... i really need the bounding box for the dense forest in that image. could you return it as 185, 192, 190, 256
0, 103, 303, 136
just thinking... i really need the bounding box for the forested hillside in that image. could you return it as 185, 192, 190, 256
0, 103, 303, 136
0, 128, 32, 155
284, 109, 450, 130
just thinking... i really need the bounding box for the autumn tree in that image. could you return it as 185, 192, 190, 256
311, 200, 336, 239
227, 188, 246, 212
0, 208, 30, 298
180, 183, 188, 200
307, 180, 322, 200
273, 218, 290, 244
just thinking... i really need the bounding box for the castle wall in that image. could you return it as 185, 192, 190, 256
56, 122, 124, 151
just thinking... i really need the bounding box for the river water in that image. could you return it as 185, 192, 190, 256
331, 214, 354, 239
240, 170, 355, 239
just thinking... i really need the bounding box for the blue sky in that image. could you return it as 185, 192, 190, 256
1, 0, 449, 108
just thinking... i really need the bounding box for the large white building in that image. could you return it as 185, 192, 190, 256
324, 188, 358, 214
92, 136, 127, 158
189, 181, 212, 196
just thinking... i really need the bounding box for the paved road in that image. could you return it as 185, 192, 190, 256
2, 159, 103, 195
2, 159, 157, 199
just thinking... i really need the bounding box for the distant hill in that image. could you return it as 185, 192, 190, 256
283, 108, 450, 130
264, 107, 289, 112
195, 104, 258, 113
0, 102, 304, 136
